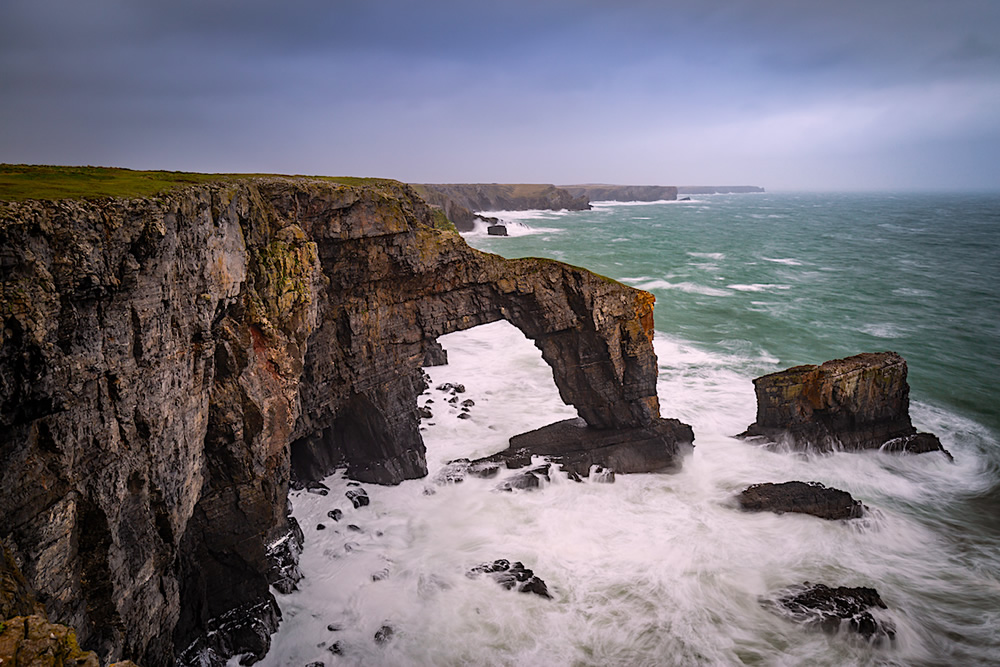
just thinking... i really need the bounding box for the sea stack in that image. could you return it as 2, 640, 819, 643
739, 352, 949, 456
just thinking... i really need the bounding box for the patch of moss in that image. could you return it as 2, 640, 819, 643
429, 207, 458, 233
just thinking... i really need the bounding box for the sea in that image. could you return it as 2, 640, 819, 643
259, 192, 1000, 667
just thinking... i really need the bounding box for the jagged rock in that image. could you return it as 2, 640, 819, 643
436, 383, 466, 394
346, 488, 369, 509
467, 559, 552, 599
740, 352, 949, 456
417, 406, 433, 420
415, 184, 591, 233
327, 641, 342, 655
496, 464, 551, 492
457, 413, 471, 420
461, 399, 475, 408
422, 338, 448, 367
267, 518, 304, 595
738, 482, 865, 520
1, 543, 45, 619
501, 417, 694, 478
327, 509, 343, 521
768, 583, 895, 641
0, 615, 100, 667
487, 224, 508, 236
0, 177, 671, 665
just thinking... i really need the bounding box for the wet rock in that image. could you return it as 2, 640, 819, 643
326, 623, 341, 632
267, 518, 304, 595
457, 413, 472, 420
372, 568, 390, 582
468, 559, 552, 599
496, 464, 551, 492
739, 352, 949, 456
346, 488, 370, 509
590, 466, 616, 483
436, 383, 466, 394
434, 458, 502, 485
306, 662, 324, 667
327, 509, 343, 521
328, 641, 343, 655
768, 582, 895, 641
881, 432, 953, 460
502, 417, 694, 477
417, 406, 433, 420
738, 481, 865, 520
306, 481, 330, 496
447, 396, 459, 404
316, 524, 326, 531
347, 524, 363, 533
461, 399, 475, 408
374, 625, 394, 644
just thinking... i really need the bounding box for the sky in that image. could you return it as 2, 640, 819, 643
2, 0, 999, 191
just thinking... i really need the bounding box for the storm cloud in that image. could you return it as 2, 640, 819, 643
2, 0, 999, 190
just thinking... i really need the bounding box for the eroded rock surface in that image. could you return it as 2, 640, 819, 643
467, 559, 552, 599
0, 177, 667, 664
740, 352, 948, 455
738, 481, 865, 520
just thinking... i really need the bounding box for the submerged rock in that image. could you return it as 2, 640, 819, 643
468, 559, 552, 599
433, 458, 502, 485
740, 352, 949, 456
738, 481, 865, 520
496, 464, 551, 492
768, 582, 895, 641
374, 625, 394, 645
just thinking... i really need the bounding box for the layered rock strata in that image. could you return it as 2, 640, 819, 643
739, 352, 947, 454
0, 177, 668, 665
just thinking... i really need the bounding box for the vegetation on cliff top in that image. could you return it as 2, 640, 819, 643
0, 164, 397, 202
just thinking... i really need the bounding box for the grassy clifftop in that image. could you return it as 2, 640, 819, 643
0, 164, 395, 202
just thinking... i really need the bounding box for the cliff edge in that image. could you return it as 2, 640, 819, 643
0, 176, 668, 665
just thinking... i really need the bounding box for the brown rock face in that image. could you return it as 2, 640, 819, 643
740, 352, 943, 453
0, 178, 666, 665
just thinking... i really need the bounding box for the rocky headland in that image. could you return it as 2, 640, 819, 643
0, 175, 686, 665
559, 184, 679, 202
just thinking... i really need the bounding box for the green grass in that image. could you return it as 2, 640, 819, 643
0, 164, 397, 202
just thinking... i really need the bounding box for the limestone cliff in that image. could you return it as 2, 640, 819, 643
0, 177, 668, 665
560, 185, 679, 202
416, 183, 590, 231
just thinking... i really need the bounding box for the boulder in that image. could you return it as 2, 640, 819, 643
740, 352, 949, 455
496, 464, 551, 492
737, 481, 864, 520
767, 582, 895, 641
501, 417, 694, 477
346, 488, 370, 509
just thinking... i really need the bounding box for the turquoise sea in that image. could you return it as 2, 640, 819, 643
264, 192, 1000, 667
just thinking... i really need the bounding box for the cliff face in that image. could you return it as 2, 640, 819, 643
416, 183, 590, 227
560, 185, 678, 202
0, 178, 664, 665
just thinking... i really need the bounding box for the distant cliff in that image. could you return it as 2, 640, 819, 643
415, 183, 590, 230
0, 176, 666, 665
677, 186, 764, 194
560, 185, 679, 202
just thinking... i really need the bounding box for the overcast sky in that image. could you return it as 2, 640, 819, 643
2, 0, 999, 190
